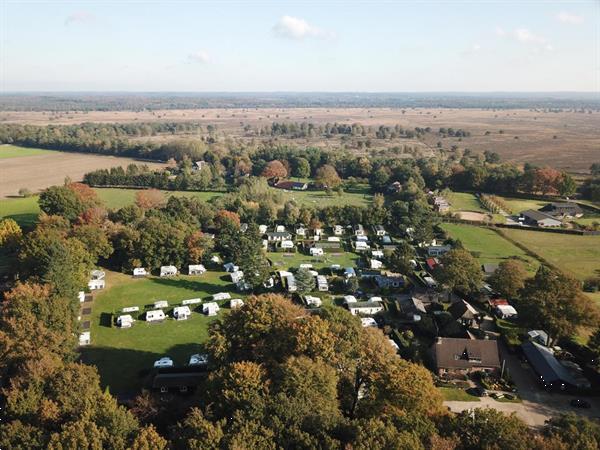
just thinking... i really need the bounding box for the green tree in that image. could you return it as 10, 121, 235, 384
0, 217, 22, 249
387, 241, 415, 274
543, 413, 600, 450
292, 157, 311, 178
295, 267, 316, 293
39, 186, 85, 221
315, 164, 342, 189
489, 259, 528, 299
558, 172, 577, 197
434, 248, 483, 294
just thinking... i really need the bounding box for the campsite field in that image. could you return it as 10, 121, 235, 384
277, 185, 373, 208
499, 229, 600, 281
82, 270, 240, 393
440, 223, 539, 272
267, 249, 360, 271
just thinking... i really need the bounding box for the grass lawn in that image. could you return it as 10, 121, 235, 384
574, 216, 600, 227
438, 387, 480, 402
82, 270, 242, 393
277, 184, 373, 208
441, 223, 539, 273
0, 144, 54, 159
495, 196, 547, 215
267, 249, 360, 271
447, 192, 486, 213
500, 229, 600, 281
0, 196, 40, 228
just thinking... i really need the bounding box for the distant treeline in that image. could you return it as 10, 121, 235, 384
1, 92, 600, 111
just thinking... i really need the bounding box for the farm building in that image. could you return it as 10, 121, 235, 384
160, 266, 178, 277
539, 202, 583, 219
230, 298, 244, 309
173, 306, 192, 321
117, 315, 134, 328
133, 267, 148, 277
519, 210, 562, 227
188, 264, 206, 275
146, 310, 166, 322
213, 292, 231, 301
431, 337, 501, 376
203, 302, 220, 316
348, 301, 384, 316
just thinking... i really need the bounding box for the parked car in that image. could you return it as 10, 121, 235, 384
570, 399, 591, 409
467, 387, 488, 397
153, 357, 174, 368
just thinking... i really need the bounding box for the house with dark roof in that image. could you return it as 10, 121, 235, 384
539, 202, 583, 219
431, 337, 501, 376
398, 295, 427, 317
152, 370, 206, 393
275, 180, 308, 191
521, 341, 590, 391
449, 299, 480, 327
519, 210, 562, 227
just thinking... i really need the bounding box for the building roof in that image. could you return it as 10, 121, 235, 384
521, 209, 561, 223
350, 301, 384, 309
521, 341, 587, 388
449, 300, 478, 320
539, 202, 583, 214
399, 296, 427, 315
266, 231, 292, 237
432, 337, 500, 370
275, 181, 307, 190
482, 263, 499, 274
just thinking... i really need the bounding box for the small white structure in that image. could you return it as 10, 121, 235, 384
258, 224, 268, 234
275, 224, 286, 232
354, 241, 370, 251
230, 270, 245, 283
361, 317, 378, 328
160, 265, 178, 277
316, 275, 329, 292
356, 235, 369, 243
88, 279, 105, 290
211, 255, 222, 264
181, 298, 202, 306
280, 240, 295, 249
373, 225, 387, 236
313, 228, 323, 237
91, 269, 105, 280
213, 292, 231, 301
495, 304, 518, 319
369, 296, 384, 303
296, 226, 307, 237
189, 354, 209, 366
333, 225, 344, 235
326, 236, 340, 243
343, 295, 358, 304
348, 302, 384, 316
79, 331, 91, 346
188, 264, 206, 275
117, 314, 134, 328
424, 276, 438, 288
371, 250, 384, 259
223, 262, 239, 273
304, 295, 322, 307
230, 298, 244, 309
146, 310, 166, 322
203, 302, 220, 316
78, 291, 86, 303
310, 247, 324, 257
300, 263, 313, 269
122, 306, 139, 313
353, 224, 365, 236
153, 357, 174, 368
173, 306, 192, 321
370, 259, 383, 269
133, 267, 148, 277
154, 300, 169, 309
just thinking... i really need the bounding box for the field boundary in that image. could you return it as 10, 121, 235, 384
440, 217, 600, 236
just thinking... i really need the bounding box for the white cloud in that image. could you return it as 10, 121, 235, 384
495, 26, 506, 37
556, 11, 584, 24
65, 11, 95, 26
188, 50, 211, 64
273, 15, 334, 40
514, 28, 547, 44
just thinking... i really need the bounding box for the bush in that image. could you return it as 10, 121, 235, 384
18, 187, 32, 197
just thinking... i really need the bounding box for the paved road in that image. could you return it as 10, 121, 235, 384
445, 344, 600, 427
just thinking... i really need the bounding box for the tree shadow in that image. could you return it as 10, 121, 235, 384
149, 276, 235, 295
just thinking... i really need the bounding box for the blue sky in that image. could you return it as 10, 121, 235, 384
1, 1, 598, 91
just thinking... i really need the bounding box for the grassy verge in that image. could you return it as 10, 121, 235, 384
447, 192, 486, 213
438, 387, 480, 402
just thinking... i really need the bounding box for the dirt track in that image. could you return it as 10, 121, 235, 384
0, 152, 164, 198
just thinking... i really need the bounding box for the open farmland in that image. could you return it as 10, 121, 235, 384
0, 146, 165, 198
82, 270, 239, 393
2, 108, 599, 171
277, 184, 373, 208
499, 229, 600, 281
0, 144, 55, 159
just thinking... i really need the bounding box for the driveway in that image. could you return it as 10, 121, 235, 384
445, 344, 600, 427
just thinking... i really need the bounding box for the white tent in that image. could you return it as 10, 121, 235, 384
173, 306, 191, 320
146, 310, 166, 322
117, 314, 134, 328
203, 302, 220, 316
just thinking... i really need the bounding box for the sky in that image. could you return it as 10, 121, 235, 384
1, 0, 599, 92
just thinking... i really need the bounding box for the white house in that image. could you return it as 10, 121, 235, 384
160, 265, 178, 277
133, 267, 148, 277
348, 301, 384, 316
310, 247, 324, 257
280, 240, 295, 250
371, 250, 384, 259
275, 224, 286, 233
88, 279, 105, 290
316, 275, 329, 292
230, 298, 244, 309
427, 245, 451, 257
354, 241, 370, 251
353, 224, 365, 236
122, 306, 140, 313
173, 306, 192, 321
146, 310, 166, 322
230, 270, 245, 283
304, 295, 322, 307
333, 225, 344, 235
370, 259, 383, 269
117, 315, 134, 328
79, 331, 91, 346
223, 262, 239, 273
78, 291, 86, 303
203, 302, 220, 316
343, 295, 358, 304
361, 317, 378, 328
213, 292, 231, 301
181, 298, 202, 306
188, 264, 206, 275
153, 357, 173, 368
154, 300, 169, 309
